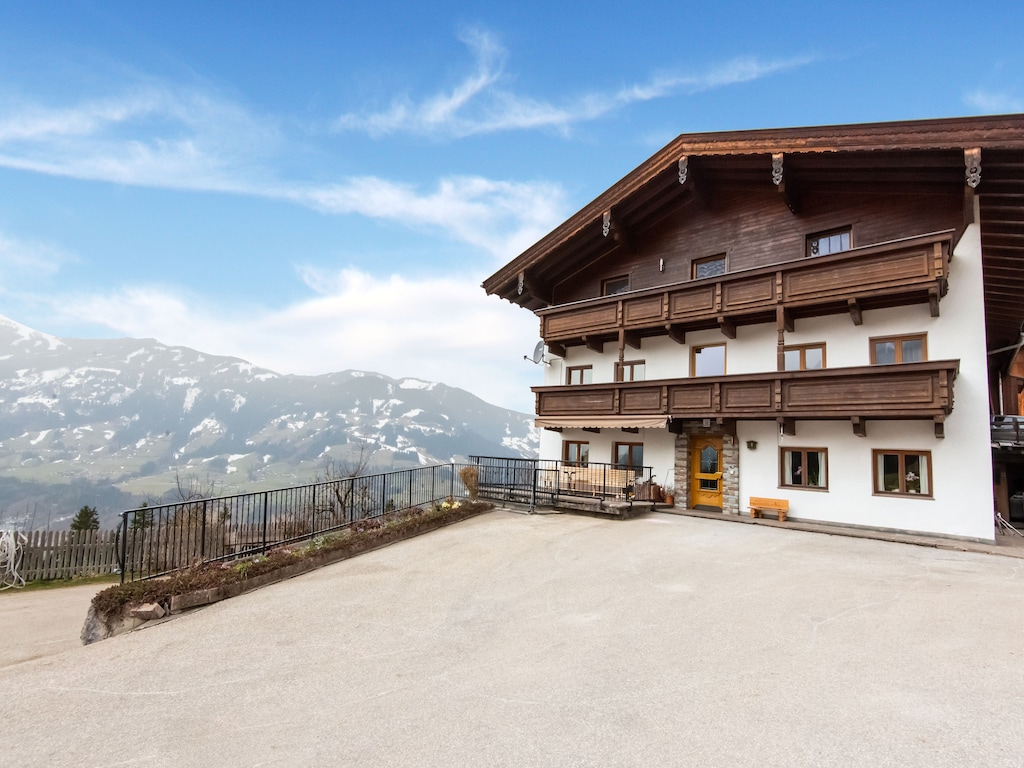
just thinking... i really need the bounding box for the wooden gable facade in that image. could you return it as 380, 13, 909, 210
484, 115, 1024, 540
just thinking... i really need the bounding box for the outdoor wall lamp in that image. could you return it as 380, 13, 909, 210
746, 440, 758, 450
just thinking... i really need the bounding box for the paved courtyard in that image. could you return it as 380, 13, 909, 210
2, 509, 1024, 767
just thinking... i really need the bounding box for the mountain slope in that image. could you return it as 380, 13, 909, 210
0, 315, 537, 522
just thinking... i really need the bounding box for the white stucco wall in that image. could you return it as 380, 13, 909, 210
736, 224, 994, 540
537, 225, 994, 540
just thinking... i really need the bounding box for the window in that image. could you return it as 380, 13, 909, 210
783, 343, 826, 371
873, 450, 932, 497
614, 442, 644, 470
780, 448, 828, 490
602, 275, 630, 296
692, 344, 726, 377
807, 228, 852, 257
566, 366, 593, 385
616, 360, 646, 382
564, 441, 589, 467
870, 334, 927, 365
692, 254, 726, 280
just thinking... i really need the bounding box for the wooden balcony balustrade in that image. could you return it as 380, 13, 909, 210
533, 360, 959, 438
538, 231, 953, 353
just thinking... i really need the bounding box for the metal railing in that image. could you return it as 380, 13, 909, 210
470, 455, 655, 509
117, 464, 467, 582
992, 415, 1024, 445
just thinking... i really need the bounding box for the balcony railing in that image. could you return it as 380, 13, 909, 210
469, 455, 657, 507
992, 415, 1024, 446
533, 360, 959, 436
538, 231, 952, 351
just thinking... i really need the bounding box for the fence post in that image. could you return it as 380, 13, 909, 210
450, 464, 455, 500
118, 511, 128, 584
530, 460, 537, 514
261, 492, 269, 553
311, 484, 317, 537
200, 500, 207, 558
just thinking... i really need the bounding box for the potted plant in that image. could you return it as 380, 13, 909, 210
662, 482, 675, 507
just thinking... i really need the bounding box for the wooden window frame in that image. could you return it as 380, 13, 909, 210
613, 442, 644, 470
691, 343, 727, 378
616, 360, 646, 382
692, 253, 727, 280
783, 343, 826, 371
566, 365, 593, 385
806, 227, 852, 257
602, 275, 630, 296
869, 333, 928, 365
563, 440, 590, 467
872, 449, 933, 498
779, 447, 829, 491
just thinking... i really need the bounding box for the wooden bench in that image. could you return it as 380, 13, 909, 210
749, 496, 789, 522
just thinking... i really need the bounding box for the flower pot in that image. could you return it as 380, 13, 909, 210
664, 494, 675, 506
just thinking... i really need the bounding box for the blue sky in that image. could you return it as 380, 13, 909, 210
0, 1, 1021, 412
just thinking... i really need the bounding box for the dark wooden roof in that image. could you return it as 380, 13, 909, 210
483, 114, 1024, 355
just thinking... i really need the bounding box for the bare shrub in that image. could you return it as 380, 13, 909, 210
460, 466, 480, 500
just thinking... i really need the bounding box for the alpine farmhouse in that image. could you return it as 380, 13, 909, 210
483, 115, 1024, 541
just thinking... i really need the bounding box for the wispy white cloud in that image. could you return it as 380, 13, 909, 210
290, 174, 567, 260
43, 268, 541, 411
964, 89, 1023, 113
0, 86, 281, 192
334, 31, 814, 138
0, 83, 567, 262
0, 231, 74, 292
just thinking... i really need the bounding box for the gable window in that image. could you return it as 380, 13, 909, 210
870, 334, 927, 365
781, 448, 828, 490
807, 228, 852, 257
602, 275, 630, 296
692, 254, 726, 280
616, 360, 646, 382
692, 344, 726, 377
873, 450, 932, 497
783, 343, 826, 371
614, 442, 644, 470
566, 365, 593, 385
564, 441, 589, 467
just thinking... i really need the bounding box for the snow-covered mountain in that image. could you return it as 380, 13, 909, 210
0, 314, 538, 520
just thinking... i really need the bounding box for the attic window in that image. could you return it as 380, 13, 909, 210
692, 254, 726, 280
807, 228, 851, 257
602, 275, 630, 296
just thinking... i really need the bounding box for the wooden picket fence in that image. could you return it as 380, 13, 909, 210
17, 529, 119, 581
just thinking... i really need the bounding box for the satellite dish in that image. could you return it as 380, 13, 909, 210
523, 340, 550, 366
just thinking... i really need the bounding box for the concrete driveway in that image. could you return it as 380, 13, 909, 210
0, 582, 106, 668
2, 510, 1023, 767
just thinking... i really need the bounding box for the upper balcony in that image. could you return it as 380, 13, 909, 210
538, 231, 953, 354
533, 360, 959, 438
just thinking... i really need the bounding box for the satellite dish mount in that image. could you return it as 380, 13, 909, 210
524, 340, 550, 366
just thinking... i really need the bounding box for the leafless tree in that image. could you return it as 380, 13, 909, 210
317, 442, 376, 524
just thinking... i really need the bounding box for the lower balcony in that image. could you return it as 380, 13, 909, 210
533, 360, 959, 438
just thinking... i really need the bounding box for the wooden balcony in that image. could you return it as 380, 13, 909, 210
533, 360, 959, 437
538, 231, 952, 352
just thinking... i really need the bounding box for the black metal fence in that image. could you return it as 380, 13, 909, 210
117, 463, 469, 582
469, 455, 656, 507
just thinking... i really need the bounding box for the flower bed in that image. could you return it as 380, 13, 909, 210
83, 499, 492, 644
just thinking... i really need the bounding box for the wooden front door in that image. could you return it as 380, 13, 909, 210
690, 436, 724, 511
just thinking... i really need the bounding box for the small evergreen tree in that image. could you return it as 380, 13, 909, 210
70, 505, 100, 531
131, 502, 154, 530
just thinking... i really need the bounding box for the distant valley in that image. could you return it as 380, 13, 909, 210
0, 315, 538, 528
